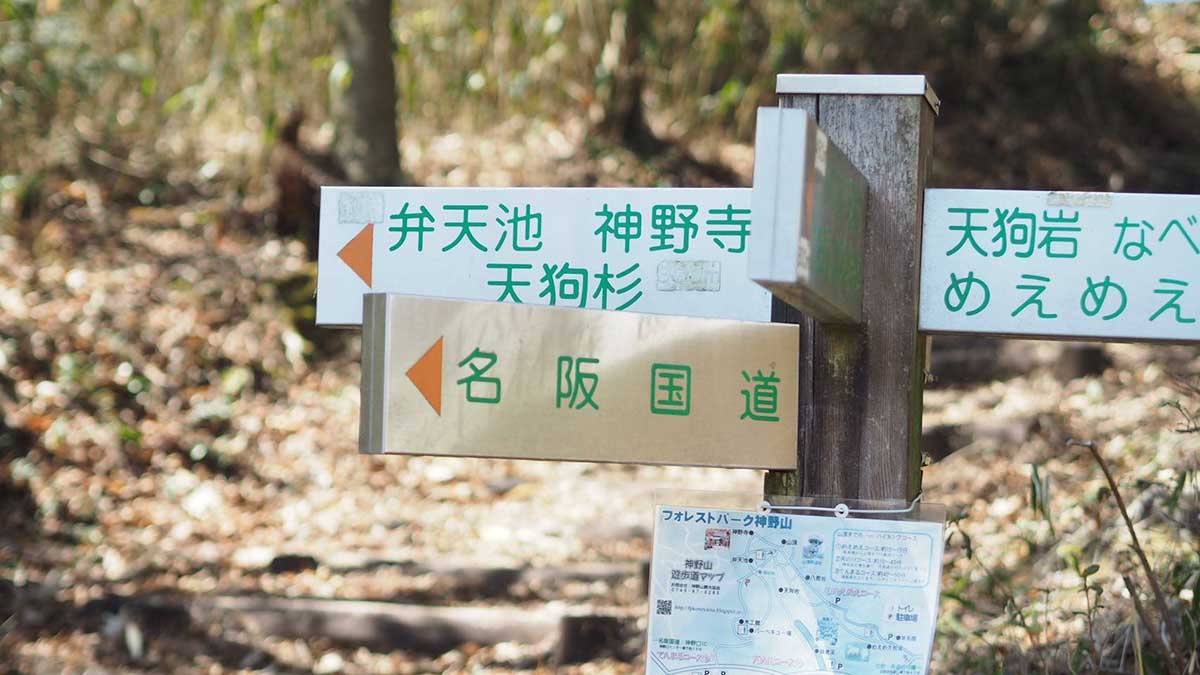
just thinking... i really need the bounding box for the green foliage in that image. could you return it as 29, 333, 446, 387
0, 0, 814, 189
1, 0, 337, 193
3, 0, 1198, 208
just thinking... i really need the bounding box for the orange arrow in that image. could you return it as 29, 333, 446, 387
337, 223, 373, 287
406, 336, 443, 415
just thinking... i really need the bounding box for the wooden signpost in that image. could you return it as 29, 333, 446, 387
318, 75, 927, 502
764, 74, 938, 502
317, 71, 1200, 674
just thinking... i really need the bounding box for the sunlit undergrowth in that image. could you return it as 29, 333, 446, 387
932, 366, 1200, 673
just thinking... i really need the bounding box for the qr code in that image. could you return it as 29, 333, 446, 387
656, 600, 672, 616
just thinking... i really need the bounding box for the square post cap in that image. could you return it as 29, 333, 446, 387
776, 74, 940, 115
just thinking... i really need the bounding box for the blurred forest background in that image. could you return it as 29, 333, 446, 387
2, 0, 1200, 673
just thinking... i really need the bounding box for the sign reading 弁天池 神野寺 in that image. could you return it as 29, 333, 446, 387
316, 187, 772, 326
359, 293, 799, 469
919, 189, 1200, 342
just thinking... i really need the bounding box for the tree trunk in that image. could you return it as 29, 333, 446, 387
332, 0, 402, 186
594, 0, 658, 151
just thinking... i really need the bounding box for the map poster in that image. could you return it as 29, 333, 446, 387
646, 504, 945, 675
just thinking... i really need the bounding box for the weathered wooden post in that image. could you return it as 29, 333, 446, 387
324, 76, 951, 674
764, 75, 939, 501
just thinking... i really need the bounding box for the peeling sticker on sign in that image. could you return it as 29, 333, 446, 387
656, 261, 721, 292
337, 191, 385, 225
1046, 191, 1113, 209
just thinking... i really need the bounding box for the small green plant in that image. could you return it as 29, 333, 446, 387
944, 429, 1198, 674
1030, 461, 1056, 537
1065, 556, 1103, 673
1069, 438, 1189, 675
946, 511, 1051, 673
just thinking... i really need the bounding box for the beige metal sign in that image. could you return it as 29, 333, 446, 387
360, 294, 799, 469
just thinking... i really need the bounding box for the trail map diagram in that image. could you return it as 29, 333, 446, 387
646, 506, 944, 675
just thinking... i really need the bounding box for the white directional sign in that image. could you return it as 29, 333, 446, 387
647, 504, 945, 675
317, 187, 773, 326
920, 189, 1200, 342
359, 294, 799, 469
751, 107, 868, 323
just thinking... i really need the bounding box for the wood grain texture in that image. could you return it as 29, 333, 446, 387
765, 95, 817, 499
765, 91, 934, 501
